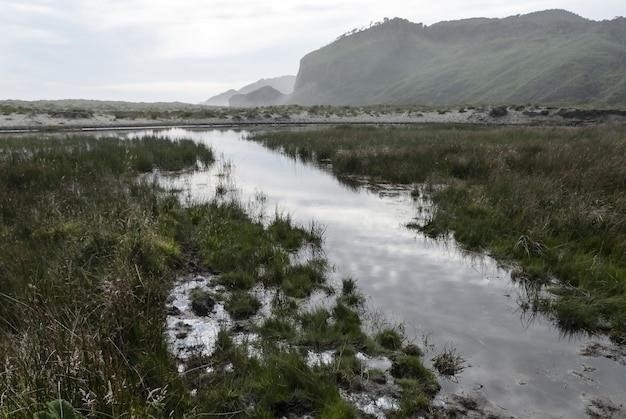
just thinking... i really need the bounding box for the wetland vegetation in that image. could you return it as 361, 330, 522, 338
254, 125, 626, 343
0, 134, 439, 417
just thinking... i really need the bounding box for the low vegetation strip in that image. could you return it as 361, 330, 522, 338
3, 101, 626, 133
253, 125, 626, 343
0, 134, 439, 417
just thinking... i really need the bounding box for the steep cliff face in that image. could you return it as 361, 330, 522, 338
288, 11, 626, 106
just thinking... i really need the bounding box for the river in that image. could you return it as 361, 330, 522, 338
121, 127, 625, 418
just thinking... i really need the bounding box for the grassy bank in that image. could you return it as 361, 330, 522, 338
253, 125, 626, 343
0, 135, 212, 416
0, 134, 438, 417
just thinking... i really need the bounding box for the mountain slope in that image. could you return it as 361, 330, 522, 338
203, 75, 295, 106
202, 89, 238, 106
238, 75, 296, 95
229, 86, 286, 107
288, 11, 626, 106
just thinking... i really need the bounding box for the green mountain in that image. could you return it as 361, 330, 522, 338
288, 10, 626, 106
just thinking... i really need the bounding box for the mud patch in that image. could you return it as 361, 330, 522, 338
166, 275, 231, 362
433, 392, 510, 418
581, 342, 626, 366
165, 273, 274, 367
585, 398, 625, 419
341, 391, 399, 419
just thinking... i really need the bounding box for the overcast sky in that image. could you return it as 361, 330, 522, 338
1, 0, 623, 103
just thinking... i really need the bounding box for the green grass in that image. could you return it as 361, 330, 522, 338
432, 347, 466, 376
393, 379, 432, 417
338, 278, 365, 307
288, 14, 626, 106
259, 317, 297, 340
390, 355, 440, 396
215, 269, 256, 290
375, 328, 404, 351
0, 134, 212, 416
295, 302, 370, 352
388, 353, 440, 417
225, 291, 261, 320
268, 214, 323, 250
253, 125, 626, 343
282, 259, 328, 298
189, 287, 216, 316
0, 133, 438, 416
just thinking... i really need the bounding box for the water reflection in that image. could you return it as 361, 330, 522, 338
125, 128, 625, 418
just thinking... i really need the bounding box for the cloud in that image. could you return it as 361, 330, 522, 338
1, 0, 624, 102
99, 81, 242, 95
2, 23, 70, 45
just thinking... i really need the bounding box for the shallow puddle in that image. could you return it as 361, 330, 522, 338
120, 128, 625, 418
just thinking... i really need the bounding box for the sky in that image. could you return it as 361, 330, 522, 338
1, 0, 624, 103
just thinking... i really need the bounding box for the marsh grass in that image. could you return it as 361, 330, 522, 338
376, 328, 404, 351
225, 291, 261, 320
0, 132, 438, 417
339, 278, 365, 307
432, 347, 466, 377
0, 134, 213, 416
253, 125, 626, 342
389, 353, 441, 417
189, 288, 216, 317
391, 356, 440, 396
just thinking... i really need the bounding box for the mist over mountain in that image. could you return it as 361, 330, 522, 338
203, 75, 295, 106
202, 89, 238, 107
237, 76, 296, 95
229, 86, 286, 107
287, 10, 626, 106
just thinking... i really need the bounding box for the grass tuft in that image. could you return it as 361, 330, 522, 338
225, 291, 261, 320
432, 347, 466, 376
189, 288, 216, 316
375, 328, 404, 351
391, 355, 440, 396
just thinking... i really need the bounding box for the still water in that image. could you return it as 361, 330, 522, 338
123, 128, 624, 418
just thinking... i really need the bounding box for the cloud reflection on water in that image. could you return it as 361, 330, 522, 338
128, 128, 625, 418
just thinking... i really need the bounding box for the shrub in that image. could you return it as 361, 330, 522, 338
489, 106, 508, 117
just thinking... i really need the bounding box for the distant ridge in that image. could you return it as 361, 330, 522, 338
202, 89, 238, 107
287, 10, 626, 106
203, 75, 295, 106
237, 75, 296, 95
229, 86, 286, 107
